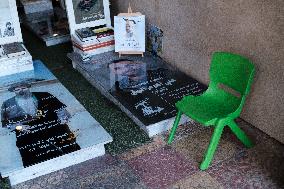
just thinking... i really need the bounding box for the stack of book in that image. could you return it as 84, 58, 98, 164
0, 42, 33, 77
72, 25, 115, 59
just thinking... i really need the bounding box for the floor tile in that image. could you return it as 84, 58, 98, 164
119, 135, 166, 161
164, 120, 206, 143
208, 138, 284, 189
13, 170, 69, 189
173, 127, 245, 168
62, 164, 142, 189
235, 118, 270, 145
13, 154, 119, 189
63, 154, 120, 180
127, 147, 198, 189
169, 172, 224, 189
61, 154, 144, 189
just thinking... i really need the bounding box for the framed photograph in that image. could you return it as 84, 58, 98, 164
65, 0, 111, 35
0, 0, 23, 45
114, 15, 145, 53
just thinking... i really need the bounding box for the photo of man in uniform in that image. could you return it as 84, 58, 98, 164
1, 82, 80, 167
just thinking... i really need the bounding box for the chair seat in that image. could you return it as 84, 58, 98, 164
176, 91, 240, 125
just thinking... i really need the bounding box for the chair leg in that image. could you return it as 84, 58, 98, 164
167, 110, 182, 144
228, 120, 254, 148
200, 122, 225, 170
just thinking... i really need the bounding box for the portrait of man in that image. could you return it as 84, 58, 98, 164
109, 59, 147, 91
114, 15, 145, 52
120, 18, 141, 49
3, 22, 14, 37
124, 19, 136, 39
1, 82, 80, 167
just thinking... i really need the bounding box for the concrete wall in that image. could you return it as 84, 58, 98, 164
110, 0, 284, 143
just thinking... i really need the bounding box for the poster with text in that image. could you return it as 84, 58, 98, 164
114, 15, 145, 53
72, 0, 105, 24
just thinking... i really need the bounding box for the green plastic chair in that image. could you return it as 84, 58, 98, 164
168, 52, 255, 170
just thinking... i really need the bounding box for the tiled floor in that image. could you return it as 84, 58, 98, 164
10, 119, 284, 189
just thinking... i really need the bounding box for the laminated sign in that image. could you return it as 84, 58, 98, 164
114, 5, 145, 57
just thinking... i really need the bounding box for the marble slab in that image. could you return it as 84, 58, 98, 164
0, 60, 55, 90
0, 60, 112, 185
22, 7, 70, 46
68, 52, 207, 137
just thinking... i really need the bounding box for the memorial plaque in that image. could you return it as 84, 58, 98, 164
2, 42, 25, 54
0, 61, 112, 185
1, 87, 81, 167
112, 67, 206, 126
68, 52, 207, 136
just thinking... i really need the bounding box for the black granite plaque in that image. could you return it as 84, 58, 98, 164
68, 52, 207, 131
2, 42, 25, 55
111, 64, 207, 126
1, 83, 80, 167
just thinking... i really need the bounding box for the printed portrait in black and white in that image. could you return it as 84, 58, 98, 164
73, 0, 105, 24
3, 22, 14, 37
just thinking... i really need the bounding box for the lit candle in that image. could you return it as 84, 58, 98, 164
16, 125, 23, 131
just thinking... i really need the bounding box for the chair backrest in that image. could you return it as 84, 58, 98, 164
209, 52, 255, 97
